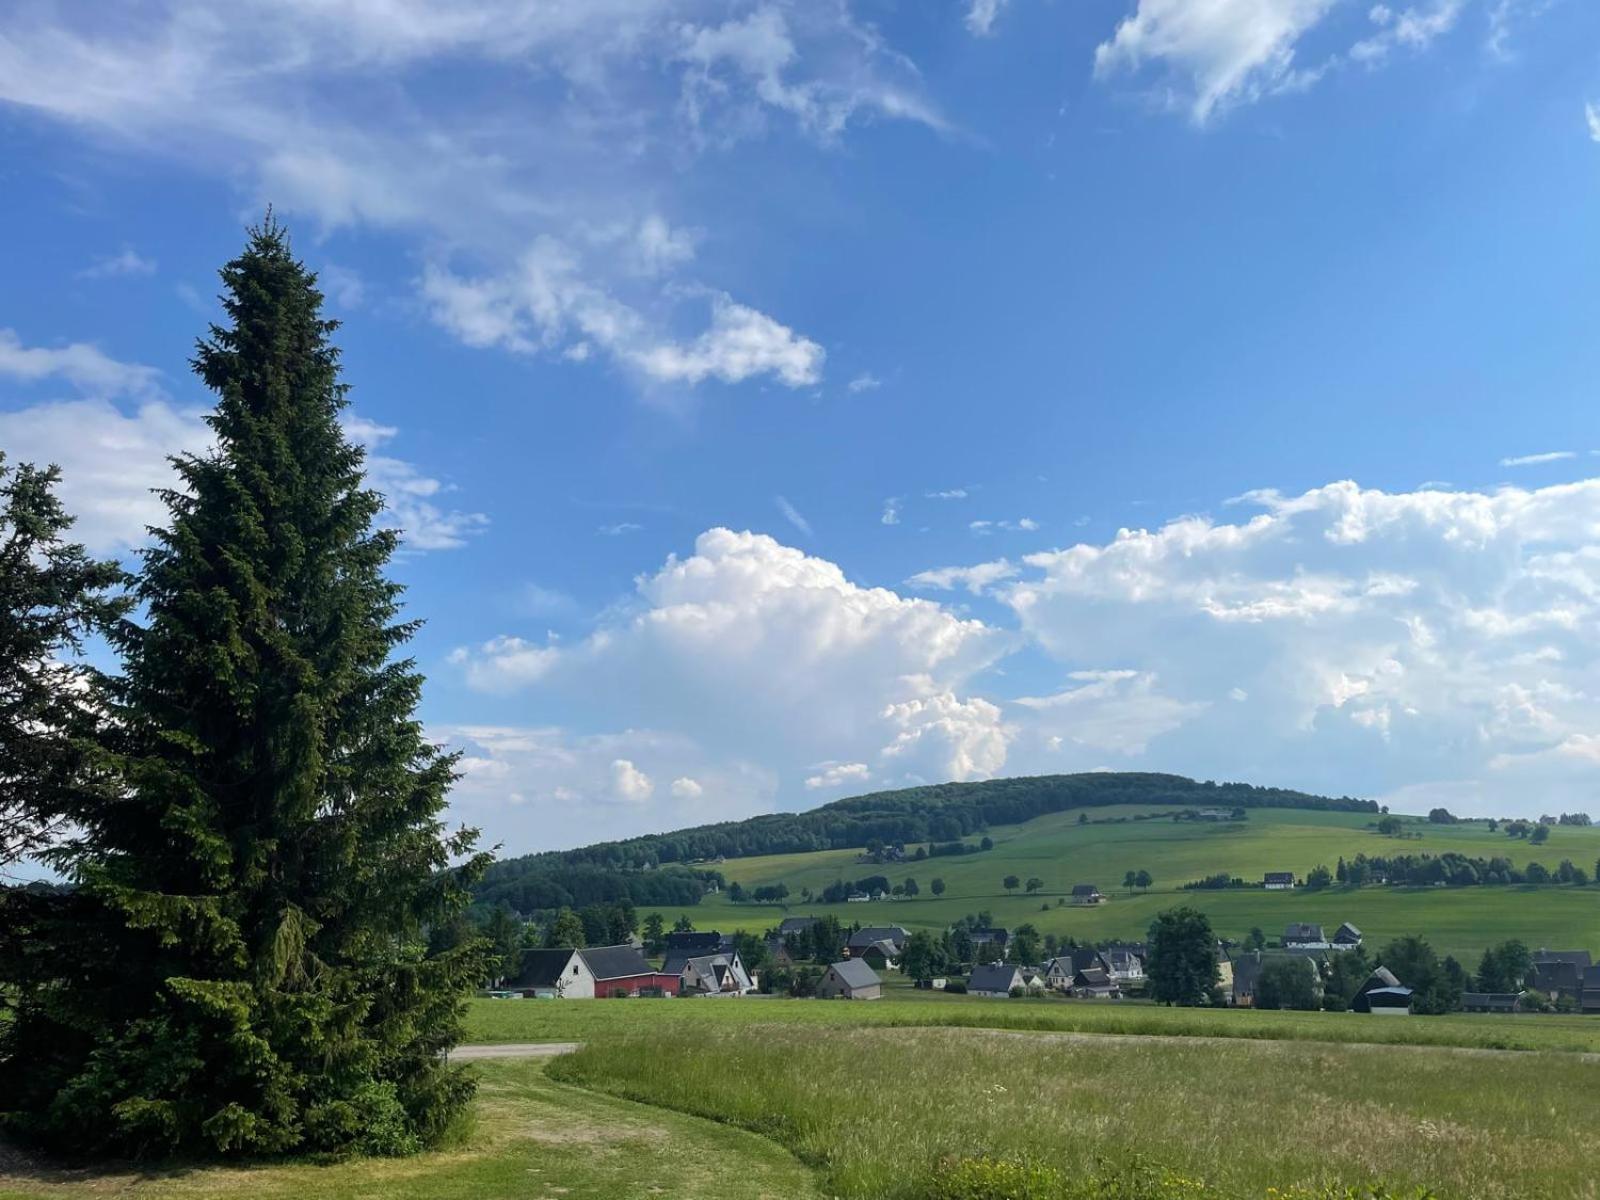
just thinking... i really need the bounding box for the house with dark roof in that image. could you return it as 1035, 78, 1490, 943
664, 948, 755, 995
1352, 967, 1412, 1014
1071, 883, 1105, 904
1332, 922, 1362, 949
1528, 950, 1593, 1002
1230, 951, 1264, 1007
777, 916, 819, 938
1283, 923, 1326, 949
847, 925, 911, 953
1042, 956, 1077, 991
510, 945, 677, 999
1071, 967, 1119, 998
969, 963, 1024, 996
816, 958, 881, 1000
664, 930, 732, 955
764, 937, 795, 968
1103, 947, 1145, 982
855, 939, 900, 971
1263, 872, 1295, 890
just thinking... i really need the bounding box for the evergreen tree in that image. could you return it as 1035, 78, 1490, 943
0, 457, 125, 867
0, 219, 488, 1159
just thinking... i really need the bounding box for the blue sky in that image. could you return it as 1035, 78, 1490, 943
3, 0, 1599, 852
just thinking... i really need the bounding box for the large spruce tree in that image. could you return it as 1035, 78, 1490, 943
0, 218, 488, 1158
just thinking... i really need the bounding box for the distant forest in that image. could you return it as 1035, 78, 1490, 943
472, 772, 1375, 914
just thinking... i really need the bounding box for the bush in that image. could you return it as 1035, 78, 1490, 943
943, 980, 968, 994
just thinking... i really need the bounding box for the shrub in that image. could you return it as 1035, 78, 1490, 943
943, 980, 968, 994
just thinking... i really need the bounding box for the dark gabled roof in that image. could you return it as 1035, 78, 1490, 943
1283, 923, 1324, 943
778, 916, 818, 935
848, 925, 910, 949
1263, 872, 1294, 883
1363, 966, 1401, 990
664, 931, 726, 953
970, 926, 1009, 943
969, 963, 1021, 992
1074, 967, 1112, 987
1104, 948, 1142, 970
1528, 961, 1582, 993
1462, 993, 1520, 1009
510, 947, 578, 989
829, 958, 881, 989
1585, 965, 1600, 986
1363, 986, 1413, 1003
580, 944, 656, 981
858, 939, 899, 959
1333, 922, 1362, 943
1533, 949, 1593, 969
1070, 947, 1108, 972
1231, 951, 1264, 995
1071, 884, 1101, 896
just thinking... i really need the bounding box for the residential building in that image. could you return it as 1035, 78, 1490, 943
1352, 967, 1412, 1014
1071, 883, 1105, 904
510, 945, 677, 999
1263, 872, 1295, 890
856, 939, 900, 971
1582, 966, 1600, 1014
1071, 966, 1119, 998
970, 927, 1011, 956
969, 963, 1024, 996
847, 925, 911, 954
1282, 923, 1326, 950
1461, 993, 1524, 1013
1103, 947, 1145, 982
1332, 922, 1363, 949
1231, 951, 1264, 1007
1042, 956, 1077, 991
816, 959, 881, 1000
1528, 950, 1593, 1002
664, 948, 755, 995
777, 916, 819, 938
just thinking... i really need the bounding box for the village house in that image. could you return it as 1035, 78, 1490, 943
664, 948, 755, 995
1103, 946, 1145, 982
1070, 966, 1119, 998
1461, 992, 1524, 1013
1582, 966, 1600, 1014
855, 939, 900, 971
847, 925, 911, 955
1332, 922, 1362, 949
969, 963, 1025, 997
1071, 883, 1105, 905
510, 945, 679, 999
764, 937, 795, 968
1017, 967, 1049, 994
1282, 923, 1328, 950
1042, 956, 1077, 991
816, 958, 882, 1000
1263, 872, 1295, 890
664, 930, 733, 955
1527, 950, 1592, 1003
1351, 967, 1413, 1015
1230, 951, 1263, 1007
777, 916, 819, 938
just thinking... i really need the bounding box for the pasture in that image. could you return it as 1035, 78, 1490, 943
663, 805, 1600, 960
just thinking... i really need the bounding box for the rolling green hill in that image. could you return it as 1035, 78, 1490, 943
655, 801, 1600, 961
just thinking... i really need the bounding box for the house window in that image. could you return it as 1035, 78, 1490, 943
572, 965, 579, 975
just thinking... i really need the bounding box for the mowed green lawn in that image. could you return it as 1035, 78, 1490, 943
663, 806, 1600, 959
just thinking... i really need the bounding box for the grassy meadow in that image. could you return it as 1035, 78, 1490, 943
550, 1023, 1600, 1199
663, 805, 1600, 959
464, 992, 1600, 1053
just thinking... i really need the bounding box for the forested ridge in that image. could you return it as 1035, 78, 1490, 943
473, 772, 1374, 912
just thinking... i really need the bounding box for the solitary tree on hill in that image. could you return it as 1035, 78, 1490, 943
1003, 874, 1020, 894
1123, 869, 1137, 895
931, 877, 946, 896
1134, 869, 1152, 892
1025, 876, 1043, 894
0, 219, 489, 1159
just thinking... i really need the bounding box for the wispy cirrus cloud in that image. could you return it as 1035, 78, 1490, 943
1500, 450, 1575, 467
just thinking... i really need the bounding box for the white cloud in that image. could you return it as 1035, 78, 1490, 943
1587, 102, 1600, 143
775, 495, 813, 537
927, 488, 969, 500
960, 477, 1600, 809
1094, 0, 1339, 122
452, 527, 1013, 793
881, 497, 902, 526
1, 330, 483, 553
1350, 1, 1464, 66
907, 559, 1020, 594
965, 0, 1010, 37
847, 372, 882, 393
970, 517, 1039, 534
1016, 670, 1208, 755
611, 758, 655, 803
670, 776, 704, 798
0, 2, 937, 394
804, 761, 871, 790
78, 248, 157, 280
1500, 450, 1576, 467
599, 521, 644, 536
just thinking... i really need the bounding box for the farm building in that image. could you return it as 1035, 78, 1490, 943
510, 945, 678, 999
1263, 872, 1295, 890
816, 959, 882, 1000
1283, 923, 1326, 949
1461, 993, 1524, 1013
970, 927, 1010, 956
847, 925, 911, 954
1071, 883, 1105, 904
1071, 967, 1119, 999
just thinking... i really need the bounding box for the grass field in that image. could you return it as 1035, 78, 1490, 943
658, 805, 1600, 959
551, 1022, 1600, 1199
464, 992, 1600, 1053
0, 1058, 821, 1200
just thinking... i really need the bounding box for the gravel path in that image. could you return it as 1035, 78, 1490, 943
449, 1041, 584, 1060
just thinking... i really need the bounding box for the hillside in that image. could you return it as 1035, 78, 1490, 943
664, 802, 1600, 961
474, 771, 1372, 911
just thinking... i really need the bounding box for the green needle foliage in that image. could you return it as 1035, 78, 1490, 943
0, 217, 489, 1160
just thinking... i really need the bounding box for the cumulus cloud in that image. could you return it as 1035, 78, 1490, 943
881, 497, 902, 526
907, 560, 1020, 594
611, 758, 655, 803
1, 329, 483, 553
1350, 1, 1464, 66
805, 761, 871, 789
1587, 101, 1600, 143
670, 776, 704, 798
943, 477, 1600, 811
453, 527, 1013, 795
